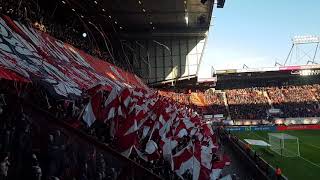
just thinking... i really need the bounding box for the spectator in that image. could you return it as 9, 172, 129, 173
0, 153, 10, 179
275, 166, 282, 180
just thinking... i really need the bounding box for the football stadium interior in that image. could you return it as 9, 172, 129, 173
0, 0, 320, 180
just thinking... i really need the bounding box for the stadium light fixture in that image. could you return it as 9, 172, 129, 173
61, 0, 66, 4
185, 14, 189, 25
142, 8, 146, 12
82, 33, 87, 38
138, 1, 142, 4
201, 0, 208, 5
94, 1, 98, 4
300, 69, 312, 76
292, 35, 320, 44
72, 8, 75, 12
102, 8, 105, 12
217, 0, 226, 8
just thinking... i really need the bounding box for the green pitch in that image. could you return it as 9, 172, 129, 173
233, 130, 320, 180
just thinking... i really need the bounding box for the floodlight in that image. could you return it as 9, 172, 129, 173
300, 69, 312, 76
201, 0, 207, 4
292, 35, 320, 44
185, 15, 189, 25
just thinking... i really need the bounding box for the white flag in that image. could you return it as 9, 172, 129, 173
82, 101, 96, 127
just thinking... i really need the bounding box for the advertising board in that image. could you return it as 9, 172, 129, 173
226, 125, 276, 132
277, 124, 320, 131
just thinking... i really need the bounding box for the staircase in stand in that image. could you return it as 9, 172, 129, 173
222, 92, 231, 119
263, 91, 273, 108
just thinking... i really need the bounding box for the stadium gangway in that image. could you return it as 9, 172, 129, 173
23, 100, 164, 180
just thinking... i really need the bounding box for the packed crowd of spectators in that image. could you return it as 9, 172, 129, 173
0, 81, 128, 180
158, 90, 191, 105
312, 84, 320, 101
226, 88, 270, 120
225, 85, 320, 120
226, 84, 320, 119
0, 80, 179, 180
267, 85, 320, 118
1, 81, 231, 180
46, 127, 124, 180
203, 91, 228, 117
45, 90, 176, 179
158, 90, 228, 116
160, 84, 320, 121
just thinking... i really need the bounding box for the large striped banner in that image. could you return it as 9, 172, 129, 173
0, 15, 147, 97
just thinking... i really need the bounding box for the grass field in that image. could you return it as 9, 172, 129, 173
233, 130, 320, 180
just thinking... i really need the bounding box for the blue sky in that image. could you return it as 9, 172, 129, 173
199, 0, 320, 77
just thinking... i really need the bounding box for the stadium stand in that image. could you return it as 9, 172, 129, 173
160, 85, 320, 120
3, 0, 319, 179
0, 3, 229, 179
0, 79, 229, 179
0, 85, 161, 180
226, 88, 270, 120
158, 91, 191, 105
203, 91, 228, 117
312, 84, 320, 101
267, 85, 320, 118
158, 90, 228, 117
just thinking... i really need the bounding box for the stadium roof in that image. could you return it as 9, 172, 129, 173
36, 0, 225, 85
40, 0, 221, 38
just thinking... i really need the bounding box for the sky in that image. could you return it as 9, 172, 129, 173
198, 0, 320, 78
